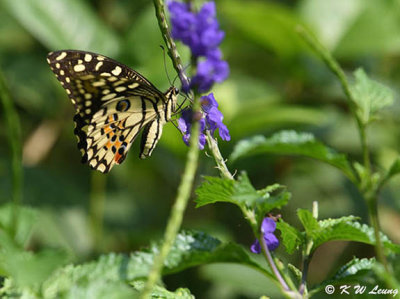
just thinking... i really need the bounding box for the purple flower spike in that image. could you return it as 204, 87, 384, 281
178, 93, 230, 149
178, 109, 206, 149
250, 217, 279, 254
201, 94, 230, 141
191, 57, 229, 93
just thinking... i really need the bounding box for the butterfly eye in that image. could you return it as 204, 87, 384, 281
116, 100, 131, 112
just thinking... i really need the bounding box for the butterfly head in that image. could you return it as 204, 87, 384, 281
164, 86, 179, 121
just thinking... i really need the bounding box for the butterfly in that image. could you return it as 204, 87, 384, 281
47, 50, 178, 173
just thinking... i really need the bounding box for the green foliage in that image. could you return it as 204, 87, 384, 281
381, 157, 400, 187
0, 204, 36, 247
0, 231, 268, 298
220, 0, 306, 57
297, 209, 400, 253
1, 0, 120, 55
231, 131, 356, 182
350, 68, 394, 125
311, 257, 376, 293
275, 220, 303, 254
133, 281, 194, 299
196, 172, 290, 224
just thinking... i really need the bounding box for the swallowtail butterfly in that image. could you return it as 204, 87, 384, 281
47, 50, 178, 173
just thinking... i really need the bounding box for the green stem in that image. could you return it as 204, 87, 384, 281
0, 70, 22, 237
205, 131, 234, 180
259, 232, 301, 299
366, 195, 389, 272
141, 95, 201, 298
89, 172, 107, 251
153, 0, 190, 89
297, 26, 388, 270
140, 1, 201, 297
299, 202, 317, 295
296, 26, 370, 176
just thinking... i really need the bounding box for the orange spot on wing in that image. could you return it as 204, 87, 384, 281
106, 141, 112, 148
104, 126, 112, 133
115, 153, 122, 163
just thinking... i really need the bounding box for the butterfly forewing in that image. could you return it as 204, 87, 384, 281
47, 50, 175, 173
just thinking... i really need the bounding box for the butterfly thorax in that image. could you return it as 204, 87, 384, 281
163, 86, 178, 122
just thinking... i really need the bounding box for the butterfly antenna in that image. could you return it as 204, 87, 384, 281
160, 45, 173, 86
171, 119, 184, 136
172, 62, 192, 86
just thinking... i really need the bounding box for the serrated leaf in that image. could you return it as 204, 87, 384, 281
133, 281, 194, 299
312, 257, 375, 293
39, 231, 270, 298
314, 221, 400, 253
195, 173, 290, 219
195, 176, 235, 207
2, 0, 120, 55
298, 213, 400, 254
275, 220, 303, 254
297, 209, 319, 234
287, 263, 302, 286
231, 131, 355, 182
350, 68, 394, 125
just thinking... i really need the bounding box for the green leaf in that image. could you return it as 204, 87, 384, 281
133, 281, 194, 299
298, 213, 400, 254
2, 0, 120, 55
297, 209, 319, 234
220, 0, 306, 57
0, 248, 68, 288
315, 220, 400, 253
195, 176, 235, 207
298, 0, 363, 51
0, 204, 37, 248
311, 257, 376, 293
350, 68, 394, 125
287, 263, 302, 286
275, 220, 303, 254
231, 131, 356, 182
334, 0, 400, 58
195, 173, 290, 220
380, 157, 400, 188
38, 231, 270, 297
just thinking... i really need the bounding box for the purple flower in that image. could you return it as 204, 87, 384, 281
168, 1, 224, 57
178, 93, 230, 148
251, 217, 279, 254
191, 57, 229, 93
178, 109, 206, 149
168, 1, 229, 94
201, 93, 230, 141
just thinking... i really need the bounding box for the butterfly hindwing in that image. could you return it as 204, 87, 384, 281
47, 50, 175, 173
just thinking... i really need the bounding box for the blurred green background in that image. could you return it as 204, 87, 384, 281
1, 0, 400, 298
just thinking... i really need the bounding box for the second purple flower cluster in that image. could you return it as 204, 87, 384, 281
168, 1, 229, 93
178, 93, 230, 149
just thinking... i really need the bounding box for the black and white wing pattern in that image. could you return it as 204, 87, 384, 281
47, 50, 177, 173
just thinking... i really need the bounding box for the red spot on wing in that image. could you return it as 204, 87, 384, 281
115, 152, 123, 164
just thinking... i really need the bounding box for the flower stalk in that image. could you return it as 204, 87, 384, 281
153, 0, 190, 89
141, 1, 201, 297
141, 95, 201, 298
